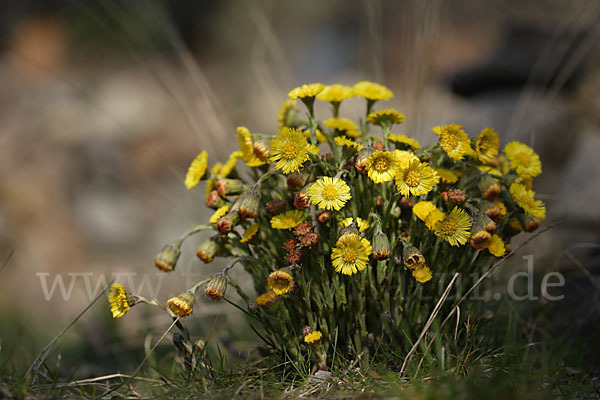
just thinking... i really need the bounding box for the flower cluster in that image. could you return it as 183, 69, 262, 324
108, 81, 546, 371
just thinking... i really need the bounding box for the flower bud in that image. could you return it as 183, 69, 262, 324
295, 222, 313, 237
372, 231, 391, 261
256, 291, 279, 309
197, 238, 219, 263
470, 222, 492, 249
399, 196, 415, 208
286, 248, 303, 264
403, 244, 425, 270
372, 141, 385, 151
317, 210, 330, 223
216, 179, 245, 196
523, 214, 541, 232
217, 211, 240, 235
167, 292, 194, 317
320, 153, 334, 162
284, 238, 299, 252
206, 190, 226, 209
478, 175, 501, 200
267, 270, 294, 295
155, 241, 182, 272
355, 147, 374, 174
300, 232, 319, 248
287, 173, 307, 191
253, 141, 270, 163
205, 273, 227, 301
294, 191, 311, 209
479, 200, 502, 222
474, 212, 496, 234
506, 218, 523, 236
267, 199, 286, 214
234, 189, 261, 219
301, 326, 313, 336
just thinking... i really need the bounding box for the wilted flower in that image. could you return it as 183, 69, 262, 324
206, 190, 226, 209
256, 291, 279, 309
294, 191, 311, 209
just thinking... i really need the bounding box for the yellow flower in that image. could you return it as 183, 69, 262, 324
220, 151, 243, 178
509, 183, 546, 220
108, 283, 131, 318
302, 128, 328, 143
339, 217, 370, 232
271, 210, 305, 229
435, 168, 459, 184
367, 108, 405, 126
267, 270, 294, 295
365, 151, 399, 183
412, 265, 432, 283
288, 83, 325, 99
394, 150, 419, 169
493, 200, 507, 218
278, 99, 298, 128
184, 151, 208, 189
255, 291, 279, 308
210, 204, 230, 224
434, 207, 472, 246
395, 160, 439, 197
413, 201, 437, 221
436, 124, 472, 160
353, 81, 393, 100
241, 223, 260, 243
388, 133, 421, 150
324, 117, 359, 132
475, 128, 500, 164
304, 331, 323, 344
270, 127, 311, 174
331, 233, 372, 275
317, 84, 354, 103
334, 136, 363, 151
167, 292, 194, 318
504, 142, 542, 178
237, 126, 268, 167
425, 209, 446, 230
308, 177, 352, 211
477, 165, 502, 177
484, 234, 506, 257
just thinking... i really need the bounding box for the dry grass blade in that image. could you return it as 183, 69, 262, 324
398, 272, 460, 377
0, 249, 14, 275
24, 278, 115, 381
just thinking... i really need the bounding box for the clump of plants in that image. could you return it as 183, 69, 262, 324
108, 81, 545, 374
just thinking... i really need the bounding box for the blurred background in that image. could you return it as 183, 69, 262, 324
1, 0, 599, 378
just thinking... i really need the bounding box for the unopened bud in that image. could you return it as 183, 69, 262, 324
479, 200, 502, 222
372, 141, 385, 151
399, 196, 415, 208
294, 191, 311, 209
197, 238, 219, 263
403, 244, 425, 270
372, 231, 391, 261
253, 141, 270, 163
523, 214, 541, 232
474, 212, 496, 234
478, 175, 501, 200
267, 199, 286, 214
287, 173, 307, 191
317, 210, 330, 223
507, 218, 523, 236
320, 153, 334, 162
216, 179, 245, 196
155, 241, 182, 272
355, 147, 374, 174
301, 326, 313, 336
233, 189, 261, 219
205, 273, 227, 301
206, 189, 226, 209
470, 222, 492, 249
217, 211, 240, 235
167, 292, 194, 317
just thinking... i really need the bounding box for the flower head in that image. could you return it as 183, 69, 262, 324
372, 231, 391, 260
288, 83, 325, 99
270, 127, 311, 174
241, 223, 260, 243
237, 126, 268, 167
304, 331, 323, 344
436, 124, 472, 160
308, 177, 352, 211
210, 204, 230, 224
484, 234, 506, 257
197, 238, 219, 263
504, 142, 542, 178
155, 242, 182, 272
435, 168, 459, 184
412, 265, 432, 283
388, 133, 421, 150
394, 150, 420, 169
205, 273, 227, 301
270, 210, 305, 229
339, 217, 369, 232
334, 136, 363, 151
267, 270, 294, 295
184, 151, 208, 189
367, 108, 405, 127
108, 283, 132, 318
434, 207, 472, 246
353, 81, 393, 101
475, 128, 500, 164
256, 291, 279, 309
403, 244, 425, 269
509, 183, 546, 220
324, 117, 359, 133
317, 84, 354, 103
366, 151, 399, 183
395, 160, 439, 196
331, 233, 372, 275
167, 292, 194, 318
412, 201, 437, 221
278, 99, 298, 128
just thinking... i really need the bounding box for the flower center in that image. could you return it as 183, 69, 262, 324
441, 133, 459, 150
522, 194, 535, 208
341, 247, 358, 263
515, 152, 531, 167
373, 157, 389, 172
282, 142, 299, 159
439, 219, 457, 236
321, 184, 338, 201
404, 170, 421, 187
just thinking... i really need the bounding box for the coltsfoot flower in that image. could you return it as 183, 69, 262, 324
331, 233, 372, 275
353, 81, 393, 100
184, 151, 208, 189
317, 84, 354, 103
324, 117, 359, 133
435, 124, 472, 160
197, 238, 219, 263
308, 177, 352, 211
288, 83, 325, 99
237, 126, 269, 167
241, 224, 260, 243
365, 151, 399, 183
484, 234, 506, 257
304, 331, 323, 344
339, 217, 369, 232
256, 291, 279, 309
108, 283, 133, 318
435, 168, 459, 184
271, 210, 305, 229
155, 242, 182, 272
395, 160, 439, 197
434, 207, 472, 246
205, 273, 227, 301
504, 141, 542, 178
167, 292, 194, 318
267, 270, 294, 295
209, 204, 230, 224
334, 136, 363, 151
509, 183, 546, 220
270, 127, 312, 174
388, 133, 421, 150
475, 128, 500, 164
367, 108, 405, 127
412, 265, 432, 283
